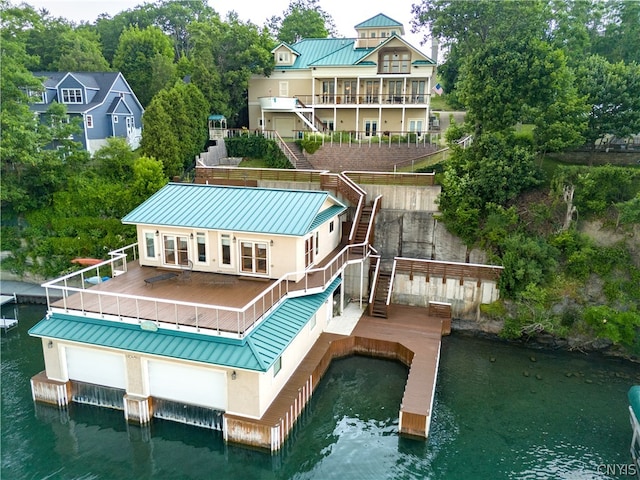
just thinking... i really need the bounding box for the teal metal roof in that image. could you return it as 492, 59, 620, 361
29, 277, 342, 372
277, 38, 370, 69
308, 205, 343, 231
355, 14, 404, 31
122, 183, 345, 236
208, 114, 226, 121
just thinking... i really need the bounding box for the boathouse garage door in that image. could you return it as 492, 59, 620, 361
65, 347, 126, 389
147, 360, 227, 410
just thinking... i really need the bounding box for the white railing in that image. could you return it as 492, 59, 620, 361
42, 241, 373, 339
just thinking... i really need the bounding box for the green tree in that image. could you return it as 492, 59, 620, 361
112, 25, 175, 106
140, 81, 208, 177
576, 55, 640, 154
593, 0, 640, 64
0, 2, 44, 214
54, 28, 111, 71
268, 0, 336, 43
93, 137, 136, 181
187, 14, 274, 125
131, 155, 167, 200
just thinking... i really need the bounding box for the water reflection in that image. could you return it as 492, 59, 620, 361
2, 304, 639, 480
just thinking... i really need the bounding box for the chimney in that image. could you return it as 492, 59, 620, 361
431, 38, 439, 65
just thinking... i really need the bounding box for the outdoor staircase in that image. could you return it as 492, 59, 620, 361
370, 271, 392, 318
353, 205, 373, 245
285, 142, 314, 170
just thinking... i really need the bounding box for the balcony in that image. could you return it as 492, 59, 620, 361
43, 243, 369, 340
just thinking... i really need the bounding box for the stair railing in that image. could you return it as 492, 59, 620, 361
368, 255, 382, 315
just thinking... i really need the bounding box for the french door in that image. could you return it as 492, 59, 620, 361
163, 235, 189, 266
240, 241, 268, 275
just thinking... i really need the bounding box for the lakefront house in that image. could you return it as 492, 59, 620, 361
247, 13, 439, 138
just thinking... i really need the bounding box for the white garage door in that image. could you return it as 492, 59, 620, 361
147, 360, 227, 410
66, 347, 126, 389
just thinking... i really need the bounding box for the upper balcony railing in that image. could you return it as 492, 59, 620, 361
259, 94, 429, 109
42, 241, 372, 340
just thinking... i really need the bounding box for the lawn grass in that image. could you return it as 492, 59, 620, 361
238, 158, 269, 168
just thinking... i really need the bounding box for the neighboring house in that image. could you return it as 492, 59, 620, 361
29, 182, 353, 444
248, 13, 437, 138
29, 71, 144, 155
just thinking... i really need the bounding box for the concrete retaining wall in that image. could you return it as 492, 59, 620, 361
391, 272, 500, 319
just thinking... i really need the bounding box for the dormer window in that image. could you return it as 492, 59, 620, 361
277, 51, 290, 64
28, 89, 44, 103
61, 88, 82, 104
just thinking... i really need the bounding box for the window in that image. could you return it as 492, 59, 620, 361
240, 241, 268, 274
388, 80, 403, 103
370, 32, 376, 38
86, 115, 93, 128
113, 115, 118, 123
163, 235, 189, 266
273, 356, 282, 377
411, 81, 426, 103
305, 236, 314, 268
197, 233, 206, 263
343, 80, 357, 104
28, 89, 44, 103
145, 232, 156, 259
329, 221, 334, 233
381, 51, 411, 73
315, 232, 319, 255
321, 81, 334, 103
221, 234, 231, 266
277, 51, 290, 63
61, 88, 82, 104
279, 81, 288, 97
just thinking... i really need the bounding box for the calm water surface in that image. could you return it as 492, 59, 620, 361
2, 303, 639, 479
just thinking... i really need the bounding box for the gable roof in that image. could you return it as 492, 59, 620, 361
122, 183, 346, 236
29, 71, 143, 114
355, 13, 405, 33
28, 277, 341, 372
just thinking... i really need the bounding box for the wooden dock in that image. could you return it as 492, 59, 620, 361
1, 293, 18, 332
224, 304, 445, 451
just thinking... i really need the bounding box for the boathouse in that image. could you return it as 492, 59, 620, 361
30, 168, 503, 451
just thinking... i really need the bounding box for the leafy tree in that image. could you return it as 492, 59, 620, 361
54, 28, 111, 71
575, 55, 640, 154
131, 156, 167, 200
187, 14, 274, 125
267, 0, 336, 43
1, 2, 44, 213
94, 7, 157, 64
93, 137, 136, 181
112, 25, 175, 106
593, 0, 640, 64
140, 81, 208, 177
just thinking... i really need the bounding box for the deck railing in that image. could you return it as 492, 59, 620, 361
393, 257, 504, 285
344, 171, 435, 187
42, 241, 372, 339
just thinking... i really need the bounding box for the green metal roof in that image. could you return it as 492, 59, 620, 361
122, 183, 345, 236
355, 14, 404, 31
279, 38, 371, 70
29, 277, 342, 372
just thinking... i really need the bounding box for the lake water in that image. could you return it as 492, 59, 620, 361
2, 303, 639, 479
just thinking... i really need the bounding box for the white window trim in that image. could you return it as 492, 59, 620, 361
113, 115, 119, 123
86, 115, 93, 128
61, 88, 83, 104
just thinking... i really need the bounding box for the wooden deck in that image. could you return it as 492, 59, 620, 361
48, 242, 361, 335
224, 304, 444, 451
